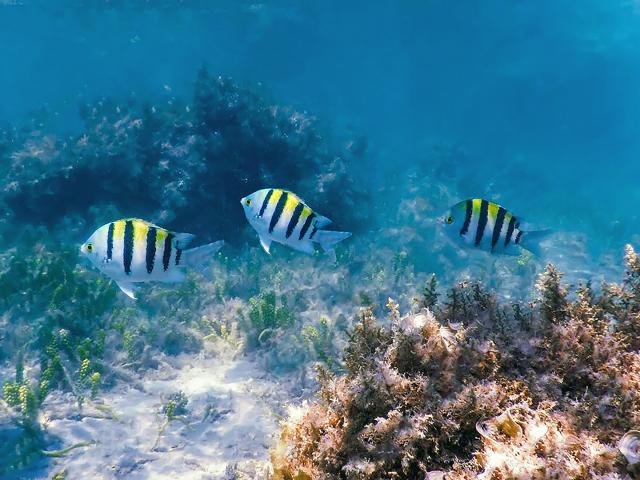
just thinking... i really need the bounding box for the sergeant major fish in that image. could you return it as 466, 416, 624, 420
442, 199, 550, 256
241, 188, 351, 260
80, 218, 223, 299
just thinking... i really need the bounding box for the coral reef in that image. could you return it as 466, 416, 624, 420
0, 67, 370, 242
271, 246, 640, 479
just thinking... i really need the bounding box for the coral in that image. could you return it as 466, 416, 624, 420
272, 246, 640, 479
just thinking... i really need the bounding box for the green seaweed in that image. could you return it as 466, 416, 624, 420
301, 316, 340, 370
247, 290, 295, 346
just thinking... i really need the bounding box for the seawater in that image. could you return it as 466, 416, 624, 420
2, 1, 639, 263
1, 1, 639, 478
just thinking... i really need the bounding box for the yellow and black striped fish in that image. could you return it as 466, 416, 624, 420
80, 218, 223, 299
241, 188, 351, 260
442, 199, 549, 256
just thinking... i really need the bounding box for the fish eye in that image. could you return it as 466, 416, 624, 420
246, 199, 252, 206
446, 216, 454, 225
87, 243, 93, 252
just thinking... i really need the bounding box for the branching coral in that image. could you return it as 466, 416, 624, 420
272, 246, 640, 479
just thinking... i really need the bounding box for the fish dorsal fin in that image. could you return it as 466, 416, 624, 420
119, 220, 195, 249
125, 218, 156, 227
122, 218, 170, 233
314, 214, 332, 228
173, 232, 196, 249
282, 189, 304, 203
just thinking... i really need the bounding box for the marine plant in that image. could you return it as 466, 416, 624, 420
0, 243, 113, 417
152, 391, 191, 451
301, 316, 341, 371
162, 390, 189, 422
0, 241, 214, 473
0, 67, 371, 242
271, 245, 640, 479
246, 290, 296, 346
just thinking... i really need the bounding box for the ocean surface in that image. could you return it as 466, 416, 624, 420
1, 1, 639, 478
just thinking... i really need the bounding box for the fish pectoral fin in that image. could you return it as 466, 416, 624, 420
173, 232, 196, 249
115, 280, 137, 300
259, 234, 272, 254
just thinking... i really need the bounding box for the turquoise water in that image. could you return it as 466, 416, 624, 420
2, 2, 639, 259
1, 1, 640, 478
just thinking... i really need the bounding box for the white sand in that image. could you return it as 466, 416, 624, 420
37, 349, 299, 479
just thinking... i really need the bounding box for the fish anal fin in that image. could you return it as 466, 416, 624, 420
294, 241, 315, 255
159, 269, 186, 283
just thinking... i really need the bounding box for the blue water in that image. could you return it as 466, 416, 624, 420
2, 2, 640, 478
2, 1, 639, 262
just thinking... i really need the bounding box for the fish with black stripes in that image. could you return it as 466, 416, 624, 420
442, 199, 550, 256
241, 188, 351, 261
80, 218, 223, 299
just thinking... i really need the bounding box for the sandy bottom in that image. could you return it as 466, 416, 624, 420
34, 350, 299, 479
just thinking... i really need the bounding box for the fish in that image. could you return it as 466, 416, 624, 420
80, 218, 223, 299
240, 188, 351, 260
442, 199, 550, 256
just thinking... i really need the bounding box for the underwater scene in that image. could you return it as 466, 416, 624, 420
1, 1, 640, 479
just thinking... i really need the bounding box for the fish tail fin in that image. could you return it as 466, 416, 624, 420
521, 230, 552, 257
183, 240, 224, 272
313, 230, 351, 261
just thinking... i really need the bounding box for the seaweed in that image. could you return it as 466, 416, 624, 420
247, 290, 295, 346
272, 245, 640, 479
0, 68, 371, 243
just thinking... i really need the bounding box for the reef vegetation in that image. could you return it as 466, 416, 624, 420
0, 66, 370, 243
0, 69, 371, 477
272, 246, 640, 479
0, 67, 638, 479
0, 234, 351, 475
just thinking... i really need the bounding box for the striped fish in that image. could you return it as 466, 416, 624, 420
241, 188, 351, 260
442, 199, 550, 256
80, 218, 223, 299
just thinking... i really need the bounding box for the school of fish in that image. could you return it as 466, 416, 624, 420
80, 192, 550, 298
